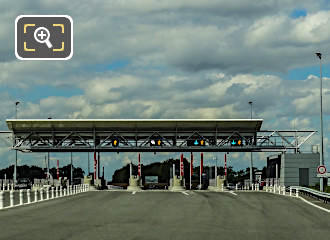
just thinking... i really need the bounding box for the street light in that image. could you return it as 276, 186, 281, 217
15, 101, 20, 119
248, 101, 253, 186
315, 52, 325, 192
14, 101, 20, 185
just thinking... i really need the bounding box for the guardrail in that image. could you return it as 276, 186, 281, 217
290, 186, 330, 204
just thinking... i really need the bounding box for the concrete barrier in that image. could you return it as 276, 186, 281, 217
10, 191, 14, 207
27, 189, 31, 203
127, 176, 143, 191
0, 191, 4, 209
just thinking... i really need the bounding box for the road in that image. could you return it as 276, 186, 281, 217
0, 191, 329, 240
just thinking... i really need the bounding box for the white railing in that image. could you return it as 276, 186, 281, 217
290, 186, 330, 202
0, 184, 90, 210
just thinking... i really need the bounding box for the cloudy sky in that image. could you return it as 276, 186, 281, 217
0, 0, 330, 180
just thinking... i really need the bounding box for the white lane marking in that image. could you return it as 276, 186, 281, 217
229, 191, 237, 195
182, 191, 189, 196
298, 197, 330, 213
132, 191, 136, 195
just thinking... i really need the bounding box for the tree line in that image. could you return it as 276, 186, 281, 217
0, 164, 84, 180
112, 157, 266, 184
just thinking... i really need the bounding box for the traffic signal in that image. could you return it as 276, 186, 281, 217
230, 138, 243, 146
150, 139, 163, 146
187, 139, 206, 146
112, 138, 119, 147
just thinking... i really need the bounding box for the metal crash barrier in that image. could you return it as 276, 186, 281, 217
289, 186, 330, 204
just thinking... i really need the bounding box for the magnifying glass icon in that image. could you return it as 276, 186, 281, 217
34, 27, 53, 48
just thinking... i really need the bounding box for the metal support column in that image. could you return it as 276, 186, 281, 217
70, 152, 73, 184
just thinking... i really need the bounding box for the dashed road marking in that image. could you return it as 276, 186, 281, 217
182, 191, 189, 196
229, 191, 237, 196
132, 191, 136, 195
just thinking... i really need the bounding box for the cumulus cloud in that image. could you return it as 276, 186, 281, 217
1, 0, 330, 178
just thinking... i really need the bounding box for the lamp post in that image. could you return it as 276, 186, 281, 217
249, 101, 253, 186
14, 101, 20, 185
315, 52, 325, 192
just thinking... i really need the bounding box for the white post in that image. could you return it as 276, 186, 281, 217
290, 187, 292, 196
273, 185, 276, 193
40, 188, 43, 201
46, 188, 49, 200
235, 184, 238, 191
221, 184, 224, 192
10, 190, 14, 206
282, 186, 286, 195
60, 186, 63, 197
19, 189, 23, 205
296, 189, 299, 197
275, 163, 278, 186
278, 186, 281, 194
51, 187, 54, 199
34, 189, 38, 202
257, 184, 260, 191
56, 186, 59, 198
27, 189, 31, 204
0, 191, 4, 209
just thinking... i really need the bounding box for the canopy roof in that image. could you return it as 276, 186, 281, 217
7, 119, 263, 132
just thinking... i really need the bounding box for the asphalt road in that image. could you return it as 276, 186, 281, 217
0, 191, 329, 240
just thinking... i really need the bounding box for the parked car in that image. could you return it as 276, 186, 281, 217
227, 183, 235, 190
15, 178, 32, 190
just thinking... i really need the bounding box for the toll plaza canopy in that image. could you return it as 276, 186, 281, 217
6, 119, 315, 152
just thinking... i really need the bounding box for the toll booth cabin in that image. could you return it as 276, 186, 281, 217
266, 153, 319, 187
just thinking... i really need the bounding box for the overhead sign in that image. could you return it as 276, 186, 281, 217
187, 139, 206, 146
112, 138, 119, 147
317, 165, 327, 174
231, 138, 243, 146
150, 139, 163, 146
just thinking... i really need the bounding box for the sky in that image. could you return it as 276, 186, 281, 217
0, 0, 330, 181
